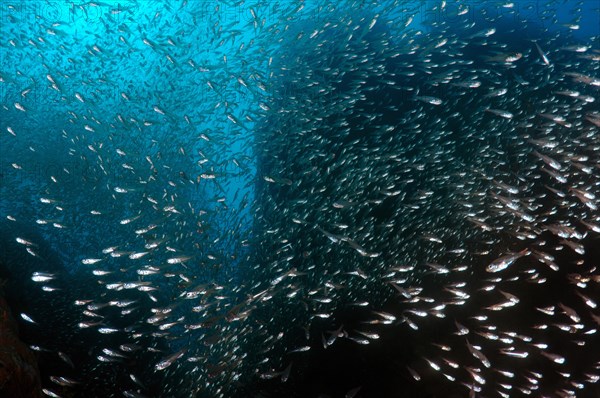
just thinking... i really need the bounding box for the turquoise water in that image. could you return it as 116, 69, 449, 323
1, 1, 599, 397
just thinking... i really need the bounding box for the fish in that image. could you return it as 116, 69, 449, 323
155, 348, 187, 371
0, 1, 599, 397
42, 389, 62, 398
533, 40, 551, 66
415, 95, 443, 105
486, 249, 531, 273
485, 108, 514, 119
20, 313, 37, 324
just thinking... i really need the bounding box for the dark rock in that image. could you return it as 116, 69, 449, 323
0, 294, 42, 398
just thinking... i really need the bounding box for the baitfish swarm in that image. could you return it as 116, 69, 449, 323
0, 0, 599, 397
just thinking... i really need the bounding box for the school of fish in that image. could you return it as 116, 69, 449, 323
0, 0, 599, 397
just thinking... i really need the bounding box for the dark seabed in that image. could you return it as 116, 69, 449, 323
1, 1, 599, 397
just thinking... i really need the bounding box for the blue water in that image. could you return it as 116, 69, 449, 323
1, 1, 599, 397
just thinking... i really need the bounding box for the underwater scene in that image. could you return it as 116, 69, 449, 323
1, 0, 599, 397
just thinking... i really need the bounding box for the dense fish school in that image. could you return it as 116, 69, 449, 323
0, 0, 599, 397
